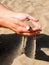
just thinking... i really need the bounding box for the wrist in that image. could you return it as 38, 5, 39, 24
0, 4, 16, 18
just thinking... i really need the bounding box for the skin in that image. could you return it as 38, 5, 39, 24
0, 4, 42, 36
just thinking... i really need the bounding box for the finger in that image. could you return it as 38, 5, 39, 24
32, 21, 42, 28
27, 15, 39, 22
33, 31, 40, 34
30, 22, 42, 31
10, 27, 33, 36
12, 18, 29, 28
15, 26, 31, 33
22, 31, 40, 36
32, 28, 42, 32
8, 23, 31, 34
21, 32, 34, 36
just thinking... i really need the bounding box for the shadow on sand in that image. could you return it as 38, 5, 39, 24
36, 34, 49, 61
0, 34, 49, 65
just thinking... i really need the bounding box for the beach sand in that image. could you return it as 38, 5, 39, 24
0, 0, 49, 65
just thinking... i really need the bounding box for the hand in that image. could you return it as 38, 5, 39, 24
12, 13, 42, 35
0, 5, 42, 36
0, 4, 42, 36
0, 13, 42, 36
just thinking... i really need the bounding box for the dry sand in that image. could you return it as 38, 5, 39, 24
11, 54, 49, 65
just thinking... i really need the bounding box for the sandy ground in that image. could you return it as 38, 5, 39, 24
11, 54, 49, 65
0, 0, 49, 65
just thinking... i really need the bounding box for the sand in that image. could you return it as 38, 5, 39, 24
11, 54, 49, 65
0, 0, 49, 65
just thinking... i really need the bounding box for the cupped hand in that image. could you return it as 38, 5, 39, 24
12, 13, 42, 35
0, 13, 42, 36
0, 4, 42, 36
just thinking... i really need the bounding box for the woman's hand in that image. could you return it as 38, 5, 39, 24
11, 13, 42, 35
0, 13, 42, 36
0, 4, 42, 36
